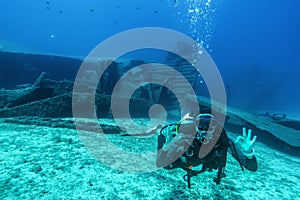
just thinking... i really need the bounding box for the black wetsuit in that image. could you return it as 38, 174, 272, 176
157, 126, 258, 172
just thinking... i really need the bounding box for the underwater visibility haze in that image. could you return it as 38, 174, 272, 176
0, 0, 299, 116
0, 0, 300, 199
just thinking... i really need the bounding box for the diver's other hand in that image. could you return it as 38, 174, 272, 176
163, 133, 194, 158
157, 132, 194, 168
235, 127, 257, 154
182, 112, 194, 121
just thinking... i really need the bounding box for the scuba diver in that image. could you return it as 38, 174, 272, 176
156, 109, 258, 188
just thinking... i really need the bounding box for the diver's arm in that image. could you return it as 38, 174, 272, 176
228, 139, 258, 171
157, 128, 195, 169
157, 116, 195, 168
156, 133, 186, 168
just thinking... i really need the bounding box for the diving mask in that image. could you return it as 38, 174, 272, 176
194, 114, 217, 143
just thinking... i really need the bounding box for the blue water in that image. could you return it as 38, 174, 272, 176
0, 0, 299, 117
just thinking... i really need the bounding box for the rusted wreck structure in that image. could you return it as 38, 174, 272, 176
0, 51, 299, 156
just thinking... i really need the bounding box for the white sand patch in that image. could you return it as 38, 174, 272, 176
0, 121, 299, 199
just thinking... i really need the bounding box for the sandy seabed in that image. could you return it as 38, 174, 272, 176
0, 119, 300, 200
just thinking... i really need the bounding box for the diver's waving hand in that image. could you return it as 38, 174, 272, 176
235, 127, 257, 158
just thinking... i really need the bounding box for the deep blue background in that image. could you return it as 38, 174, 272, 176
0, 0, 299, 118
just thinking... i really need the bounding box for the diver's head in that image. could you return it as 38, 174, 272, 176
194, 113, 217, 144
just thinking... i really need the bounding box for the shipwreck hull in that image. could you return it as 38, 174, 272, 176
0, 50, 299, 156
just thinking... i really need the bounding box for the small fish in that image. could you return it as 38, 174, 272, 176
46, 1, 50, 5
89, 9, 94, 12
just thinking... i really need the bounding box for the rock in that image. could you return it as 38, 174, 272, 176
0, 117, 124, 134
0, 94, 72, 118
